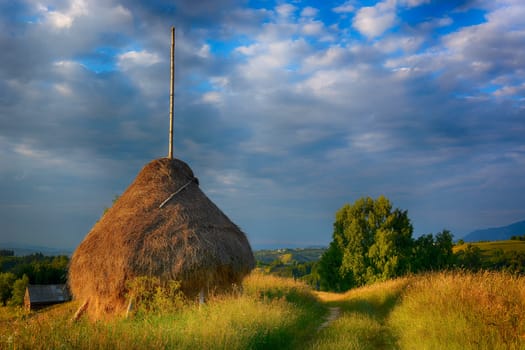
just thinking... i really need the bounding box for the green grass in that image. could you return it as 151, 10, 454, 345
310, 278, 409, 350
0, 273, 325, 350
454, 240, 525, 256
254, 247, 326, 264
311, 271, 525, 350
1, 271, 524, 349
389, 271, 525, 350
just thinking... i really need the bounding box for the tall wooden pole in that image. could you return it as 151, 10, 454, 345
168, 26, 175, 159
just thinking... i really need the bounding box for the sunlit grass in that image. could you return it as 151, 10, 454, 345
389, 271, 525, 350
454, 240, 525, 254
312, 272, 525, 350
310, 277, 409, 349
1, 270, 523, 349
0, 272, 324, 350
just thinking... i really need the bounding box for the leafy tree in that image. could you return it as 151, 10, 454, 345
503, 251, 525, 274
0, 250, 14, 257
434, 230, 454, 268
411, 230, 454, 272
318, 241, 352, 291
0, 272, 16, 305
301, 262, 320, 290
412, 234, 436, 272
456, 244, 483, 270
8, 274, 29, 306
319, 196, 414, 290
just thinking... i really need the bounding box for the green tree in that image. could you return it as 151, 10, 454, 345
8, 274, 29, 306
412, 234, 436, 271
0, 272, 16, 305
434, 230, 454, 268
0, 250, 14, 257
456, 244, 483, 270
412, 230, 454, 272
320, 196, 414, 290
318, 241, 352, 291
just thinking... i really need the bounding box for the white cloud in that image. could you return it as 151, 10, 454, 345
276, 4, 296, 18
47, 11, 74, 29
236, 38, 310, 82
493, 83, 525, 97
202, 91, 222, 104
353, 1, 398, 38
210, 76, 229, 88
302, 21, 324, 36
398, 0, 430, 8
299, 68, 359, 99
301, 6, 318, 17
303, 46, 346, 70
352, 132, 394, 153
40, 0, 89, 29
117, 50, 161, 70
333, 1, 355, 14
111, 4, 132, 22
197, 44, 211, 58
54, 83, 73, 96
53, 60, 83, 73
14, 143, 65, 166
376, 35, 424, 53
235, 43, 260, 56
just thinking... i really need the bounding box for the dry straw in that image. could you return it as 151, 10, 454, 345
69, 158, 255, 319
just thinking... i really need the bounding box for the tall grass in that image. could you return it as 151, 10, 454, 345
311, 271, 525, 350
0, 272, 324, 350
310, 277, 409, 350
389, 271, 525, 350
1, 270, 523, 349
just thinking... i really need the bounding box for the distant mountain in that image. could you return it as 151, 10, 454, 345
462, 220, 525, 242
0, 242, 72, 256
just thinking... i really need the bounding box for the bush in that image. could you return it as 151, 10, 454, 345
126, 276, 185, 316
0, 272, 16, 305
8, 274, 29, 306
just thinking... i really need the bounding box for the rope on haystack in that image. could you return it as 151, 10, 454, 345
159, 178, 196, 208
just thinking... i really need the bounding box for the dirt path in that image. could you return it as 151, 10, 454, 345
317, 306, 342, 331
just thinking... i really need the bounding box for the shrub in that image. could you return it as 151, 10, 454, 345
8, 274, 29, 306
126, 276, 185, 316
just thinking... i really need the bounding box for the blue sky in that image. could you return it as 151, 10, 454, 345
0, 0, 524, 250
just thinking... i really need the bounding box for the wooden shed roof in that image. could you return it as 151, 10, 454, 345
26, 284, 69, 303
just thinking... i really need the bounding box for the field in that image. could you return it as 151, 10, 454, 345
1, 271, 524, 349
254, 247, 326, 264
454, 240, 525, 255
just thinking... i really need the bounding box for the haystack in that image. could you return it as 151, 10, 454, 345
69, 158, 255, 319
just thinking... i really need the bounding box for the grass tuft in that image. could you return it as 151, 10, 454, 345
389, 271, 525, 350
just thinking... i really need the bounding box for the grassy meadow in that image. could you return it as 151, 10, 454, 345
454, 240, 525, 255
1, 271, 524, 349
0, 273, 324, 350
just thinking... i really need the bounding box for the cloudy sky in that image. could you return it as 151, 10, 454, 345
1, 0, 524, 250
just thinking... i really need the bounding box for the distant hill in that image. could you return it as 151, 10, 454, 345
454, 240, 525, 254
462, 220, 525, 242
254, 247, 326, 264
0, 242, 72, 256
